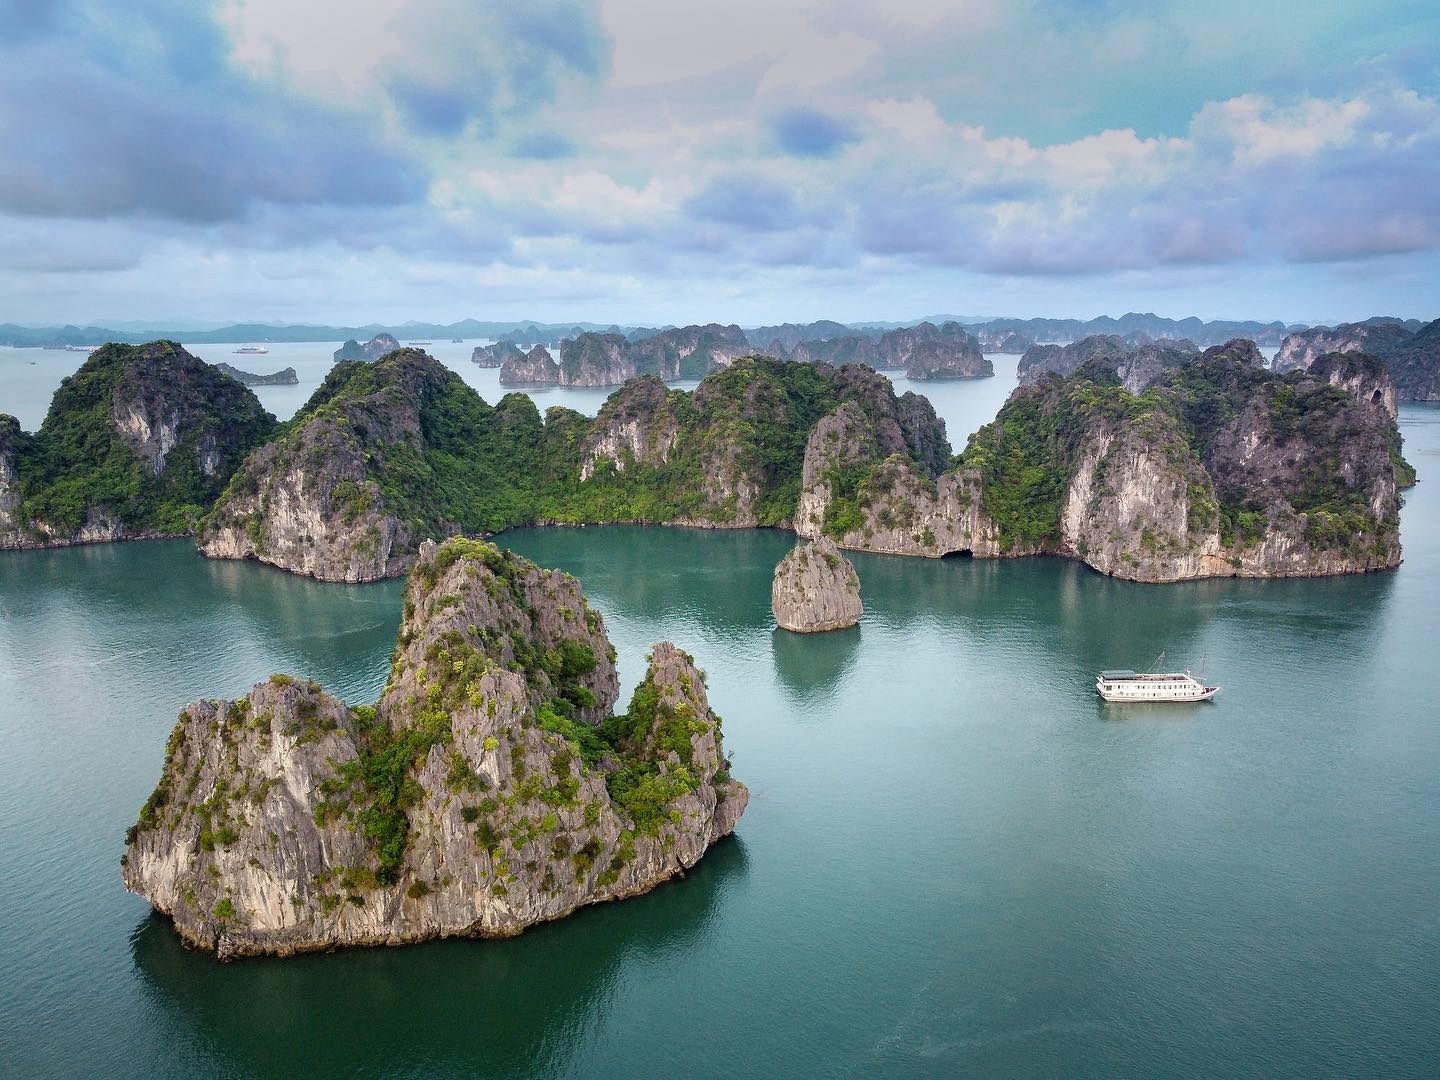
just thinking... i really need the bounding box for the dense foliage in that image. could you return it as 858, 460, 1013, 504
956, 353, 1412, 552
11, 341, 275, 537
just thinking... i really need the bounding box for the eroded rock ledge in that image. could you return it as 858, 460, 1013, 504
772, 537, 862, 632
122, 537, 747, 959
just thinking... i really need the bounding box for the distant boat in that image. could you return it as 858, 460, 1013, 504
64, 344, 101, 352
408, 340, 433, 346
233, 344, 269, 355
1096, 652, 1219, 702
451, 337, 464, 343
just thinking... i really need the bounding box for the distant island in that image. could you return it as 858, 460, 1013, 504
8, 310, 1417, 352
211, 361, 299, 387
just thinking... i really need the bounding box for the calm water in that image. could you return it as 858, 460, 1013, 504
1, 376, 1437, 1078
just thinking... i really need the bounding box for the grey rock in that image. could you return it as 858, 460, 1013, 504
122, 538, 747, 959
772, 537, 862, 632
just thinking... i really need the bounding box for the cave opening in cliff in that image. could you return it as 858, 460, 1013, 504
1372, 389, 1384, 405
942, 549, 974, 559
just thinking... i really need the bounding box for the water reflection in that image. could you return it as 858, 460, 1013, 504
130, 836, 750, 1079
769, 625, 862, 707
500, 525, 793, 635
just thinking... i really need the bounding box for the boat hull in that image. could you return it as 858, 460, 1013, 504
1097, 686, 1219, 703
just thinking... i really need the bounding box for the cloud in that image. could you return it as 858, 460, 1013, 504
511, 133, 577, 160
769, 107, 860, 157
0, 1, 425, 222
683, 175, 800, 231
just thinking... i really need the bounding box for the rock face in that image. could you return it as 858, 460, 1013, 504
976, 328, 1034, 353
0, 341, 275, 550
334, 333, 401, 362
500, 325, 754, 388
123, 537, 747, 959
472, 341, 524, 368
200, 348, 554, 582
771, 537, 862, 632
797, 350, 1410, 581
1273, 322, 1412, 372
578, 376, 679, 481
1387, 320, 1440, 401
1275, 319, 1440, 402
1018, 335, 1203, 391
789, 321, 993, 379
0, 414, 25, 547
212, 362, 299, 386
194, 349, 1412, 585
498, 345, 563, 385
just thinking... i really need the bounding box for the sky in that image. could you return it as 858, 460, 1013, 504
1, 0, 1437, 328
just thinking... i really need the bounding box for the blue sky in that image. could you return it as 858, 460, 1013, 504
1, 0, 1437, 326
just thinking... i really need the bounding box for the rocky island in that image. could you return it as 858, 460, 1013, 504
122, 536, 746, 958
1, 341, 275, 549
193, 342, 1413, 584
772, 537, 862, 632
472, 341, 524, 368
498, 324, 753, 387
334, 333, 401, 362
212, 362, 299, 386
200, 351, 953, 580
799, 346, 1411, 581
1018, 334, 1207, 391
788, 321, 993, 379
1275, 319, 1439, 401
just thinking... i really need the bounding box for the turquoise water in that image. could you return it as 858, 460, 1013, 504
1, 398, 1437, 1076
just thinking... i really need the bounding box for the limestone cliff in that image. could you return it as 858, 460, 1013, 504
789, 321, 993, 379
472, 341, 524, 368
0, 341, 275, 550
1387, 319, 1440, 402
501, 326, 754, 388
334, 333, 401, 362
1273, 322, 1412, 373
793, 400, 1002, 559
0, 415, 25, 547
900, 323, 991, 380
578, 376, 680, 481
976, 328, 1035, 354
772, 537, 862, 632
1273, 320, 1440, 401
199, 348, 554, 582
123, 537, 746, 959
1018, 335, 1202, 391
797, 351, 1409, 581
499, 345, 563, 385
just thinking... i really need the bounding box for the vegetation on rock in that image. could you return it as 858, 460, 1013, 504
123, 537, 745, 957
3, 341, 275, 544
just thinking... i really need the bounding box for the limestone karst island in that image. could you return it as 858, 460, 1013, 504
4, 2, 1440, 1077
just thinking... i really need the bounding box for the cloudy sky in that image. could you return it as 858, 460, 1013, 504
2, 0, 1437, 326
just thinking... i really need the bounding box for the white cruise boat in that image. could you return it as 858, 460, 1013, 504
233, 344, 269, 354
1096, 655, 1218, 702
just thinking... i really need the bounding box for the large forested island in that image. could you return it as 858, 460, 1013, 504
0, 337, 1416, 583
123, 536, 746, 958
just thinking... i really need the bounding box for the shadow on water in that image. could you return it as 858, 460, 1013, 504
130, 835, 750, 1079
769, 624, 862, 707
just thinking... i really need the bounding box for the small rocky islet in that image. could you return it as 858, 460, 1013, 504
122, 536, 746, 958
772, 536, 863, 632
